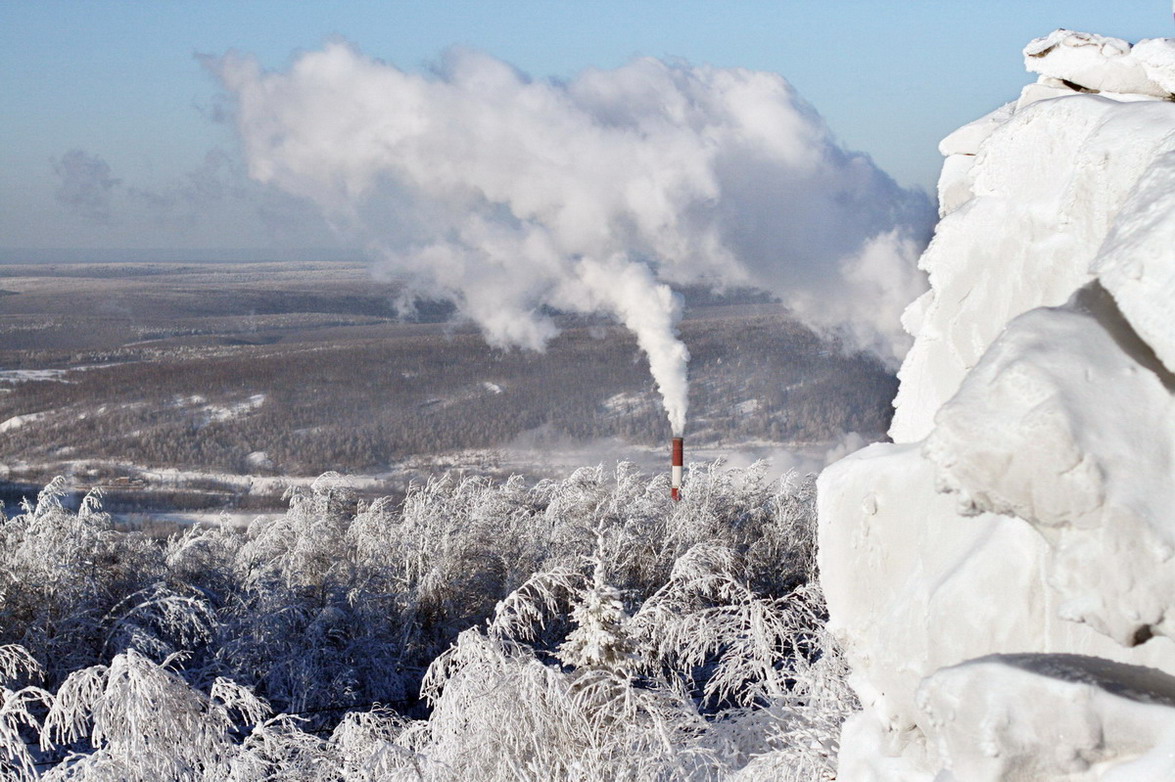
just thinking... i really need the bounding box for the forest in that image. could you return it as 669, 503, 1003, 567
0, 462, 852, 780
0, 263, 896, 512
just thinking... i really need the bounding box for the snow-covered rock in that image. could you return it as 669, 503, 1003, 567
820, 442, 1175, 738
925, 285, 1175, 648
918, 654, 1175, 781
1133, 37, 1175, 95
1024, 29, 1174, 98
820, 29, 1175, 780
1094, 150, 1175, 375
890, 88, 1175, 444
937, 101, 1016, 157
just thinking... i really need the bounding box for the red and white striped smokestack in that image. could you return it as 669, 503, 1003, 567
671, 436, 683, 501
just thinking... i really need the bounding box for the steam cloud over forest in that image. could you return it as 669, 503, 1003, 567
215, 43, 935, 431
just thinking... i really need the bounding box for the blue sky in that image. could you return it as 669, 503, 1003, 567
2, 0, 1171, 260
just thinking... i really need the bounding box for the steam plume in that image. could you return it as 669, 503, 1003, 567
216, 43, 933, 432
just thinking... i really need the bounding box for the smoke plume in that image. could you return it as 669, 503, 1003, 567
216, 43, 934, 432
53, 149, 121, 221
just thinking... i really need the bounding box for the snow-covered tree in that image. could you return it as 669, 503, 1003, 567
0, 462, 853, 779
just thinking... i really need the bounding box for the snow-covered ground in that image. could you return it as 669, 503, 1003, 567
0, 411, 46, 432
819, 29, 1175, 780
1, 432, 857, 527
138, 509, 282, 529
0, 368, 71, 384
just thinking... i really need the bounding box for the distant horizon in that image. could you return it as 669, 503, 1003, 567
0, 247, 368, 265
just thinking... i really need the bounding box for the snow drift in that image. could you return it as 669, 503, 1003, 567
819, 29, 1175, 780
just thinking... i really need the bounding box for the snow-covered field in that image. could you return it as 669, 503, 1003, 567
0, 369, 70, 384
1, 432, 863, 526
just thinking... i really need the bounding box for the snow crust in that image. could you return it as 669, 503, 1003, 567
819, 29, 1175, 780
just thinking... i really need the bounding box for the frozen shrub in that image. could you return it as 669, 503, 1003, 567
556, 555, 636, 674
38, 650, 269, 781
1, 462, 853, 779
0, 482, 164, 682
0, 644, 51, 782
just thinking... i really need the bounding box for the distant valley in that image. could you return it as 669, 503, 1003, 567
0, 261, 896, 517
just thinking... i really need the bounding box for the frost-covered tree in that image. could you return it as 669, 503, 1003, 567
557, 549, 636, 674
0, 462, 854, 780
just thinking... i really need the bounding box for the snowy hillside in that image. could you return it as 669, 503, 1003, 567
819, 29, 1175, 780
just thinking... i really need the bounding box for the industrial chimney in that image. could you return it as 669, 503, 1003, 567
671, 436, 683, 501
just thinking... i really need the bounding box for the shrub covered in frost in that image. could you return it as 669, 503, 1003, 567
0, 462, 854, 780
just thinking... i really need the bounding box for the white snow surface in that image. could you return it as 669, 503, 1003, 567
0, 369, 70, 384
820, 31, 1175, 780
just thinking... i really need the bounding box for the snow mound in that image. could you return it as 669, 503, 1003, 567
820, 30, 1175, 780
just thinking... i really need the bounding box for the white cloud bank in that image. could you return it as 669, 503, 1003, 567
215, 43, 934, 432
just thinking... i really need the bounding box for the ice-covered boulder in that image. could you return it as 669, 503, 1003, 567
820, 29, 1175, 780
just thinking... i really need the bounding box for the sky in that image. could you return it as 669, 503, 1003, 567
1, 0, 1172, 262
